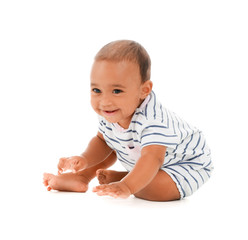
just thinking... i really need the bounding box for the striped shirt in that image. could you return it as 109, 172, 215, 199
98, 91, 212, 173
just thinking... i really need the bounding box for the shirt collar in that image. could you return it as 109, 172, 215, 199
138, 92, 151, 110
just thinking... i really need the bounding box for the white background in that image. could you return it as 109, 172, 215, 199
0, 0, 247, 239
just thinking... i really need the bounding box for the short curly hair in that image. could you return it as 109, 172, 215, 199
94, 40, 151, 83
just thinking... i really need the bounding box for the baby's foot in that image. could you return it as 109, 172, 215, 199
43, 172, 89, 192
96, 169, 128, 185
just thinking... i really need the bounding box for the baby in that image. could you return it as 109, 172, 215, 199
43, 40, 214, 201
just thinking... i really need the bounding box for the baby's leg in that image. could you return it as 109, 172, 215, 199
96, 169, 180, 201
134, 170, 180, 201
43, 151, 117, 192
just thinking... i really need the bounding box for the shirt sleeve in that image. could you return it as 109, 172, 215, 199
140, 121, 180, 149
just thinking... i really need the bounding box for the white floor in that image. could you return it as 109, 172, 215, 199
1, 160, 247, 240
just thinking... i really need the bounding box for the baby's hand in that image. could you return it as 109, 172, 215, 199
57, 156, 87, 174
92, 181, 132, 199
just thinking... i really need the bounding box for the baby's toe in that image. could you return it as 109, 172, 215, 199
43, 173, 54, 180
96, 169, 107, 184
43, 173, 55, 188
43, 179, 48, 186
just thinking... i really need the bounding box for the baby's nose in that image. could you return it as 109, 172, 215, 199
100, 95, 113, 106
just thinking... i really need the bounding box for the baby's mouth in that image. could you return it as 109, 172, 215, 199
102, 109, 118, 116
105, 110, 116, 113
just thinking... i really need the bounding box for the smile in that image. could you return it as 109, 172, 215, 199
102, 109, 119, 116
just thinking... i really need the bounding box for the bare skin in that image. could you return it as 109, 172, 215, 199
96, 169, 128, 184
95, 169, 180, 201
43, 172, 89, 192
43, 151, 117, 192
43, 60, 181, 201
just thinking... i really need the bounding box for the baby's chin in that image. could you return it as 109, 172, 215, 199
104, 118, 118, 124
99, 114, 117, 123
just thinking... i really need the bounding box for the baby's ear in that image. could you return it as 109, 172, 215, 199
141, 80, 153, 98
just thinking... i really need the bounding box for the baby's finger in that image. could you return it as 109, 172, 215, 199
92, 184, 107, 192
64, 156, 86, 172
71, 160, 85, 172
96, 189, 112, 197
93, 186, 118, 198
93, 185, 110, 194
67, 158, 79, 172
57, 157, 68, 172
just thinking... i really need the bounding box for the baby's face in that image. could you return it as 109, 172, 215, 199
90, 60, 150, 129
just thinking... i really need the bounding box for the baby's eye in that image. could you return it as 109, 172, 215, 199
92, 88, 101, 93
113, 89, 123, 94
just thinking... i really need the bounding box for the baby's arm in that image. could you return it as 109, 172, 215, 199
93, 145, 166, 198
122, 145, 166, 194
58, 132, 113, 173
